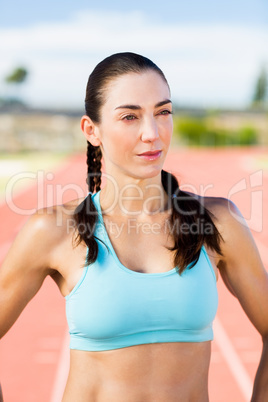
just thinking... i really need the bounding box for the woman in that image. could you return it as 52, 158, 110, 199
0, 52, 267, 401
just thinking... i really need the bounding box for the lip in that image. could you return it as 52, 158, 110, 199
137, 150, 162, 160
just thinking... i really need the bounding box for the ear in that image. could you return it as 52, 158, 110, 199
80, 115, 101, 147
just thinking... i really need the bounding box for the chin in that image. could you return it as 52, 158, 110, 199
130, 166, 163, 180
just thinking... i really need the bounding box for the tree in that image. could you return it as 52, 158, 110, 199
252, 67, 267, 105
4, 67, 29, 106
5, 67, 28, 85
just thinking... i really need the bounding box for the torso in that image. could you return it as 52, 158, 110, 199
46, 193, 221, 401
63, 342, 211, 402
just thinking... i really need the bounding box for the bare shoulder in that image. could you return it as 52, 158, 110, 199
26, 198, 81, 240
2, 197, 84, 274
188, 191, 266, 263
199, 194, 252, 249
185, 190, 259, 263
28, 197, 82, 240
185, 191, 244, 240
185, 190, 233, 217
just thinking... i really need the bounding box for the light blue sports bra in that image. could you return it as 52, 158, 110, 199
65, 191, 218, 351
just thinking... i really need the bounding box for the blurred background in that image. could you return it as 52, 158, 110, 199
0, 0, 267, 160
1, 0, 268, 201
0, 1, 266, 200
0, 1, 268, 401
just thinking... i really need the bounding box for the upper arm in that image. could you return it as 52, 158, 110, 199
215, 198, 268, 338
0, 211, 57, 338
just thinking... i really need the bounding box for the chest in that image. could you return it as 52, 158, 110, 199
102, 214, 176, 273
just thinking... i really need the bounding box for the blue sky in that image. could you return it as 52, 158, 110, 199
0, 0, 267, 109
1, 0, 268, 28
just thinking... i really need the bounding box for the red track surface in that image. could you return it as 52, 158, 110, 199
0, 147, 267, 401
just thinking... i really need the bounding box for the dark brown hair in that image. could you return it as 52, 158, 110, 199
73, 52, 223, 274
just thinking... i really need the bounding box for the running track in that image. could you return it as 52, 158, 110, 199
0, 147, 267, 401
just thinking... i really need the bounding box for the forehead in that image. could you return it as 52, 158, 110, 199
104, 71, 170, 107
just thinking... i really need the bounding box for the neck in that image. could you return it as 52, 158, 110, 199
99, 173, 169, 217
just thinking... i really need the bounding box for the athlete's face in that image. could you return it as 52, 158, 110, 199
88, 71, 173, 181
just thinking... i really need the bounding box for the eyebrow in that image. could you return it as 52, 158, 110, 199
115, 99, 172, 110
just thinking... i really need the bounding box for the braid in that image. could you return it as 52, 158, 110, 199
73, 142, 103, 266
86, 142, 102, 192
161, 170, 223, 275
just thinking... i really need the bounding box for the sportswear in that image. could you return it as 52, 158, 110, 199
65, 191, 218, 351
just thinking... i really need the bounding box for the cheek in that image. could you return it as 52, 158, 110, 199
169, 121, 173, 138
118, 137, 136, 154
113, 126, 137, 146
160, 119, 173, 140
105, 128, 135, 154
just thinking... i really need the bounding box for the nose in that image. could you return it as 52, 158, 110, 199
140, 116, 159, 142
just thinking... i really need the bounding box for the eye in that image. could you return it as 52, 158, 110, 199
122, 114, 137, 121
158, 109, 173, 116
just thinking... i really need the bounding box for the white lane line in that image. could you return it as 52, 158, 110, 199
50, 331, 70, 402
214, 316, 253, 401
